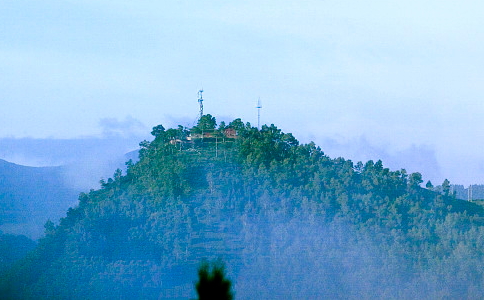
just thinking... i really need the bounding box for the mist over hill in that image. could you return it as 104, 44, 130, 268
0, 160, 79, 239
0, 136, 143, 189
0, 150, 139, 239
2, 116, 484, 299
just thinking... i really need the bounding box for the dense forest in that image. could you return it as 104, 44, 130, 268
2, 115, 484, 299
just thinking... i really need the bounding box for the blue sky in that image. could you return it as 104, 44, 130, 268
2, 0, 484, 186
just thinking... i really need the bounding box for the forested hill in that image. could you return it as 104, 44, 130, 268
2, 115, 484, 299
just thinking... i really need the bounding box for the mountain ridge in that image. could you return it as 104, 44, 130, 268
0, 159, 79, 239
0, 150, 139, 239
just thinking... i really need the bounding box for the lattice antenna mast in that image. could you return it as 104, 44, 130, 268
257, 98, 262, 129
198, 89, 204, 120
469, 184, 473, 201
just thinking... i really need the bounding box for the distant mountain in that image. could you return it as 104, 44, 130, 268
0, 136, 145, 168
0, 150, 139, 239
3, 116, 484, 299
0, 159, 79, 239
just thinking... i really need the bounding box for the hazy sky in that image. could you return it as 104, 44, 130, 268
2, 0, 484, 185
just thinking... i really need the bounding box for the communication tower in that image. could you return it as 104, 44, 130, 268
257, 98, 262, 129
198, 89, 204, 120
469, 184, 473, 201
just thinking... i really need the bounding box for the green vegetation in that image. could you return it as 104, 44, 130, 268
2, 116, 484, 299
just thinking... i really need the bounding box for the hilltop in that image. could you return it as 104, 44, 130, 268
2, 115, 484, 299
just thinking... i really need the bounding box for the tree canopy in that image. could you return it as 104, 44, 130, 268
192, 114, 217, 133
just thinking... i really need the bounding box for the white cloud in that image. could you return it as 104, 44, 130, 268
99, 116, 147, 138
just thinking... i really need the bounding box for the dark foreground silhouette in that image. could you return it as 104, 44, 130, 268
195, 261, 234, 300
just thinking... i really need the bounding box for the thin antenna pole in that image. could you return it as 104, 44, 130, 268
257, 98, 262, 129
198, 89, 204, 120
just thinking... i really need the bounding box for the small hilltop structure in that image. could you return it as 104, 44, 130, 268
156, 91, 243, 149
187, 90, 239, 142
